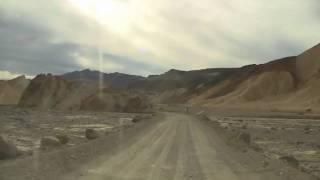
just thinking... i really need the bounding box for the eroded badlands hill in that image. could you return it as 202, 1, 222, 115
19, 74, 150, 112
190, 44, 320, 112
0, 76, 30, 105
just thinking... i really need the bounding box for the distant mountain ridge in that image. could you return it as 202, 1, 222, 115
2, 43, 320, 112
62, 69, 145, 89
131, 68, 236, 91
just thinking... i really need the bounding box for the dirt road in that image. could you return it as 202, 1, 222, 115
59, 112, 314, 180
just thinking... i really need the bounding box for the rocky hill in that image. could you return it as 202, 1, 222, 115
190, 43, 320, 112
0, 76, 30, 105
129, 68, 236, 103
18, 74, 151, 112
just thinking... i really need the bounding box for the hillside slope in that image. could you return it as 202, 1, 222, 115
0, 76, 30, 105
19, 74, 150, 112
130, 68, 236, 103
190, 44, 320, 112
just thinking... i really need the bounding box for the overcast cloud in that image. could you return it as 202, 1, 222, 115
0, 0, 319, 79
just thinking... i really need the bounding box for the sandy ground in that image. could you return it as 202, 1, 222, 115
0, 108, 317, 180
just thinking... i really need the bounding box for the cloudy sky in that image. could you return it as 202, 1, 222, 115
0, 0, 319, 79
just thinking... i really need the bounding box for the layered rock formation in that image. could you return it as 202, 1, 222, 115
0, 76, 30, 105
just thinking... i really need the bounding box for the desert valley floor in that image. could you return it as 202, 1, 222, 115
0, 105, 319, 180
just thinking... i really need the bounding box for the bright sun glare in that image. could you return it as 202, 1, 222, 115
68, 0, 136, 33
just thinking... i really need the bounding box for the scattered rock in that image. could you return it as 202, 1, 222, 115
270, 127, 278, 131
132, 116, 141, 123
278, 171, 284, 176
238, 132, 251, 145
69, 155, 76, 160
221, 123, 229, 130
40, 136, 62, 149
196, 111, 205, 115
279, 155, 299, 168
305, 130, 312, 134
85, 129, 99, 140
305, 126, 311, 131
0, 136, 21, 160
251, 144, 263, 152
55, 134, 69, 145
241, 125, 248, 129
242, 149, 248, 153
125, 96, 149, 112
262, 161, 269, 168
197, 114, 210, 121
296, 141, 304, 145
304, 125, 312, 134
305, 108, 312, 113
24, 150, 34, 156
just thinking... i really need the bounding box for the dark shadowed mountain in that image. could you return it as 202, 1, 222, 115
130, 68, 237, 92
128, 68, 238, 103
62, 69, 145, 89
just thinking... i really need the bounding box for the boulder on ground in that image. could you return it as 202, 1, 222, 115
251, 143, 263, 152
305, 108, 312, 112
132, 116, 141, 123
279, 155, 299, 168
40, 136, 62, 149
85, 129, 99, 140
55, 134, 69, 145
125, 96, 150, 112
0, 136, 21, 160
196, 111, 205, 115
270, 127, 278, 131
241, 125, 248, 129
304, 125, 311, 131
238, 132, 251, 145
262, 161, 269, 168
197, 114, 210, 121
221, 123, 230, 130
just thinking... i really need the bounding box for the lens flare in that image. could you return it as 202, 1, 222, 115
68, 0, 135, 33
